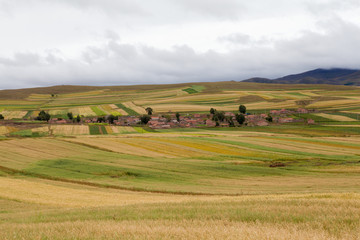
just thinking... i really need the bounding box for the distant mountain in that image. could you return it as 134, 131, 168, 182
243, 68, 360, 85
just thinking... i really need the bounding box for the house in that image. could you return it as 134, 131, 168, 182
220, 122, 229, 127
206, 119, 216, 127
256, 120, 269, 126
225, 112, 235, 117
307, 119, 315, 124
49, 118, 69, 124
270, 110, 281, 115
278, 118, 294, 123
297, 108, 309, 114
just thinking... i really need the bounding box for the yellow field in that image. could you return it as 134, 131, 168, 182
50, 125, 90, 135
48, 109, 67, 116
1, 175, 359, 240
0, 126, 9, 135
69, 106, 95, 116
0, 177, 213, 208
0, 138, 94, 169
308, 98, 360, 108
2, 82, 360, 239
111, 126, 136, 133
149, 104, 237, 112
123, 101, 147, 114
314, 113, 357, 121
59, 90, 108, 98
0, 110, 28, 119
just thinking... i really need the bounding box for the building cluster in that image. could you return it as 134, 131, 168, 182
48, 108, 316, 128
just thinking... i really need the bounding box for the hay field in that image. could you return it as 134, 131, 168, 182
52, 125, 90, 135
122, 102, 147, 114
314, 113, 357, 121
0, 126, 10, 135
1, 82, 360, 239
1, 82, 360, 114
69, 106, 96, 116
1, 130, 360, 239
111, 126, 136, 133
0, 110, 28, 119
1, 130, 360, 194
1, 176, 359, 240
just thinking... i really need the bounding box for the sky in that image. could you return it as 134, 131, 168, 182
0, 0, 360, 89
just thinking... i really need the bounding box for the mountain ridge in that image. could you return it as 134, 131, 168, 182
243, 68, 360, 85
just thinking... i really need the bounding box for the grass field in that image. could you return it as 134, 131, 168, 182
1, 82, 360, 239
0, 82, 360, 118
0, 129, 360, 239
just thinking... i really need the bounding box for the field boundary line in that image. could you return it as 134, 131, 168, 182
0, 165, 242, 197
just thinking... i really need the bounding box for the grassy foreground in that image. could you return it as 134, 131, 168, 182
1, 181, 359, 240
1, 128, 360, 239
1, 82, 360, 239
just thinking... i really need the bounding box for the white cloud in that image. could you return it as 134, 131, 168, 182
0, 0, 360, 89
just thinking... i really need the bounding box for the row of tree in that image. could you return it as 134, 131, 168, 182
210, 104, 247, 126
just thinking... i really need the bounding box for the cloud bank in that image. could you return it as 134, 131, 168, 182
0, 0, 360, 89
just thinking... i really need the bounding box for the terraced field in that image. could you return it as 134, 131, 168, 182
0, 82, 360, 119
1, 82, 360, 239
1, 129, 360, 239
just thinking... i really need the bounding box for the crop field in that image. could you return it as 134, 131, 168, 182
1, 129, 360, 239
69, 106, 96, 117
1, 82, 360, 239
1, 82, 360, 116
0, 110, 28, 119
314, 113, 358, 122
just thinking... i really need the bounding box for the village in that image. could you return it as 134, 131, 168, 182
46, 107, 317, 129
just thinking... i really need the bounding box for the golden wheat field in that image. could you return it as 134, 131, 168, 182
1, 82, 360, 239
0, 128, 360, 239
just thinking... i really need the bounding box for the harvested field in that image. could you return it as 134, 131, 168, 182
123, 102, 147, 114
2, 82, 360, 240
0, 110, 28, 119
314, 113, 357, 121
0, 126, 9, 135
91, 106, 106, 116
0, 138, 99, 169
69, 106, 96, 116
0, 177, 208, 208
50, 125, 90, 135
111, 126, 136, 133
109, 104, 127, 116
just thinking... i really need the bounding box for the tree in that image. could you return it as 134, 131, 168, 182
163, 114, 171, 122
140, 114, 151, 124
97, 116, 105, 123
36, 110, 51, 121
76, 115, 81, 123
0, 114, 4, 120
176, 112, 180, 122
107, 114, 116, 124
210, 108, 216, 114
239, 105, 246, 114
266, 114, 273, 122
226, 116, 235, 127
235, 113, 245, 125
212, 111, 225, 122
145, 107, 153, 115
67, 112, 73, 120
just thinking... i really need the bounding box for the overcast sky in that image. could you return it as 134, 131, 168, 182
0, 0, 360, 89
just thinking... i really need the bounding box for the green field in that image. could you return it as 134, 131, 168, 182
1, 82, 360, 239
1, 82, 360, 119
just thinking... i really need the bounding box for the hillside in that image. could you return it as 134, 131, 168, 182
0, 81, 359, 122
243, 68, 360, 85
1, 81, 360, 239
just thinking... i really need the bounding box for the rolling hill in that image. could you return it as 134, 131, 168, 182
243, 68, 360, 85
